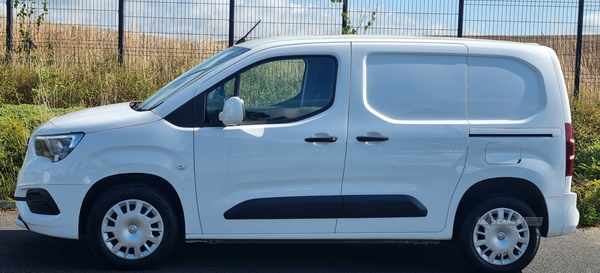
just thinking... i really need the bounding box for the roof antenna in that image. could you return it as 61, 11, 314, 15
236, 20, 262, 45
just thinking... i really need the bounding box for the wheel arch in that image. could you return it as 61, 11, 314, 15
78, 173, 185, 241
453, 177, 548, 238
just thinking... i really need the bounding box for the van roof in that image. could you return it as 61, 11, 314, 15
234, 35, 540, 50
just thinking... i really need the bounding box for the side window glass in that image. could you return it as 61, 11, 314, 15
238, 57, 336, 124
205, 77, 235, 124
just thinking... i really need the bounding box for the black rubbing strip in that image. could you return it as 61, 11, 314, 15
224, 195, 428, 220
224, 196, 343, 220
469, 134, 553, 138
341, 195, 428, 218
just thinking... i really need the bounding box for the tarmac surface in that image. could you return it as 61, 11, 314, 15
1, 209, 598, 272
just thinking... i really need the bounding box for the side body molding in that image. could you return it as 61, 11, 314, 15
224, 195, 427, 220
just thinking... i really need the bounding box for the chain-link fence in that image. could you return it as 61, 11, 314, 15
2, 0, 600, 97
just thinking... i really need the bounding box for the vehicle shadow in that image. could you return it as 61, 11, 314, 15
1, 230, 479, 272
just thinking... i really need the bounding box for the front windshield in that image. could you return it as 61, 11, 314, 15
138, 46, 249, 110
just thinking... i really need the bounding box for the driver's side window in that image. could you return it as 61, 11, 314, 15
204, 56, 337, 126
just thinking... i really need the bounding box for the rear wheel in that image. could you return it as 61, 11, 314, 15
87, 185, 178, 270
459, 196, 540, 272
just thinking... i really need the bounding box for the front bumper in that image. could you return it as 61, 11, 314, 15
14, 214, 28, 230
14, 184, 89, 240
545, 192, 579, 237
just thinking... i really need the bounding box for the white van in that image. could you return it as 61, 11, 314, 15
15, 36, 578, 272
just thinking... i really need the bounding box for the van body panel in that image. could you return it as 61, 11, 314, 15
14, 36, 577, 271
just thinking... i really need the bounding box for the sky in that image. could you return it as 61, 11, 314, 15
1, 0, 599, 40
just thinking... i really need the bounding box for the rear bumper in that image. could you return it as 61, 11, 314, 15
545, 192, 579, 237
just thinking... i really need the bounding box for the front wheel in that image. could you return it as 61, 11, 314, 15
459, 196, 541, 273
87, 185, 178, 270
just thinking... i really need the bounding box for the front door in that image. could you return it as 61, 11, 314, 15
195, 44, 350, 235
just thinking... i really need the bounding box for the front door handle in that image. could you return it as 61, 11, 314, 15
305, 136, 338, 143
357, 136, 389, 142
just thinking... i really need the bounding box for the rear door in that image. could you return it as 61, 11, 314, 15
336, 42, 469, 233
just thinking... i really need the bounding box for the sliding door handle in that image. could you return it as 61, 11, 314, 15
357, 136, 389, 142
305, 136, 338, 143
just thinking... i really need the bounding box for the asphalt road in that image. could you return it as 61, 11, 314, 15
1, 209, 599, 272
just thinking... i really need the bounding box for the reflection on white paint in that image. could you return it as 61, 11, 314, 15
240, 126, 265, 137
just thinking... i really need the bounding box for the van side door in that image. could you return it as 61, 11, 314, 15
194, 43, 351, 235
337, 42, 469, 233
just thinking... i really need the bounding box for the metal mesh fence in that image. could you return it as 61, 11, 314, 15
2, 0, 599, 97
365, 0, 459, 36
233, 0, 340, 41
8, 1, 118, 65
1, 0, 6, 58
463, 0, 580, 92
124, 0, 229, 63
582, 1, 600, 98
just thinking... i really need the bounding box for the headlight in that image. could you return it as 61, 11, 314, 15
34, 133, 84, 162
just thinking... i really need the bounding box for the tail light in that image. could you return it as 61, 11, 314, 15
565, 123, 575, 176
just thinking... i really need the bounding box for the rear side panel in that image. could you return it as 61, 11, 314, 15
447, 42, 575, 237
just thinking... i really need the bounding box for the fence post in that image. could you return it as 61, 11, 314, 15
457, 0, 464, 37
6, 0, 13, 63
229, 0, 235, 47
574, 0, 585, 100
118, 0, 124, 66
342, 0, 348, 34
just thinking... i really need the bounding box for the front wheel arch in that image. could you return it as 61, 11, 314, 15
79, 174, 185, 242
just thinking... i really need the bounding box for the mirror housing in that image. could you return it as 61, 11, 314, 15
219, 96, 245, 126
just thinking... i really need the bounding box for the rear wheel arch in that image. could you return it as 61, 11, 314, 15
78, 173, 185, 242
453, 178, 548, 238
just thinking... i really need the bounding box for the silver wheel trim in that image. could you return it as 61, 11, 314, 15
101, 199, 164, 260
472, 207, 530, 265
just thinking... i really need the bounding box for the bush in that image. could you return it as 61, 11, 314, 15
572, 99, 600, 226
0, 104, 82, 200
574, 143, 600, 181
573, 179, 600, 226
571, 100, 600, 151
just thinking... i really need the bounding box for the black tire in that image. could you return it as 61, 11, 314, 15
459, 196, 541, 273
87, 185, 178, 270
